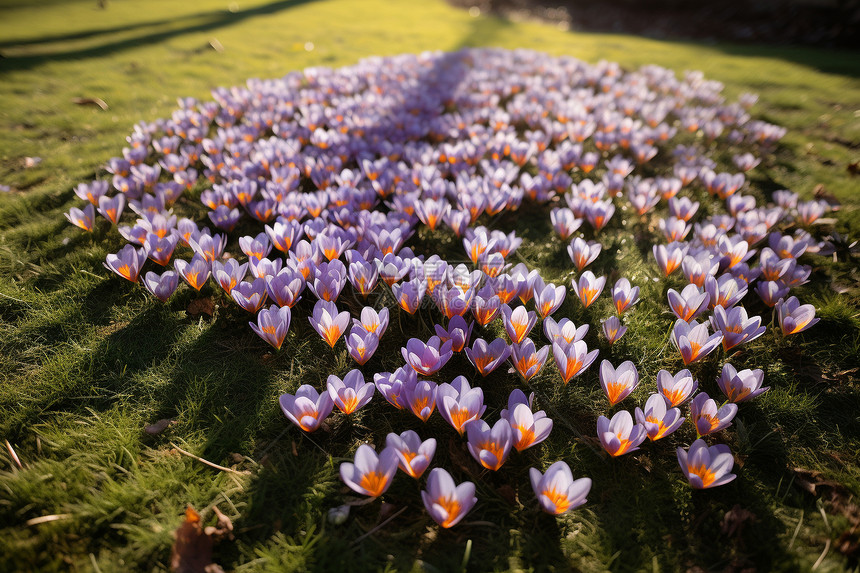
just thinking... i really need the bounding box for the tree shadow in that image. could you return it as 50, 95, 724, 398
0, 0, 318, 73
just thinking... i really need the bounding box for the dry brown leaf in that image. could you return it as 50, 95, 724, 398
71, 97, 109, 111
144, 419, 173, 435
186, 298, 214, 318
170, 506, 233, 573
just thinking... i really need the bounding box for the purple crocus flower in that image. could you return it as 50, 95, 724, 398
434, 315, 473, 353
677, 439, 736, 489
586, 199, 614, 232
797, 200, 826, 225
431, 284, 473, 319
309, 299, 351, 348
505, 402, 553, 452
265, 268, 305, 308
704, 274, 748, 310
142, 270, 179, 302
652, 242, 687, 276
279, 384, 334, 433
530, 461, 591, 515
671, 319, 723, 365
327, 369, 375, 414
656, 369, 698, 407
421, 468, 477, 528
769, 232, 808, 259
510, 264, 540, 304
436, 376, 486, 435
386, 430, 436, 479
414, 198, 451, 230
510, 338, 550, 382
239, 232, 272, 260
377, 253, 410, 286
758, 247, 795, 281
374, 366, 415, 410
532, 278, 566, 319
97, 194, 125, 225
659, 217, 692, 242
401, 336, 453, 376
466, 418, 513, 471
208, 205, 241, 232
754, 280, 791, 307
464, 337, 511, 376
717, 363, 768, 403
668, 196, 700, 221
571, 271, 606, 308
265, 218, 304, 253
501, 303, 537, 344
345, 327, 380, 365
405, 377, 438, 422
689, 392, 737, 436
348, 257, 379, 297
74, 180, 109, 204
667, 284, 710, 322
249, 304, 291, 350
231, 277, 268, 312
144, 232, 178, 266
543, 317, 589, 345
189, 232, 226, 263
471, 287, 501, 326
567, 237, 602, 272
340, 444, 398, 498
248, 256, 283, 280
599, 360, 639, 405
352, 306, 389, 338
710, 305, 765, 351
552, 339, 599, 384
682, 252, 719, 287
597, 410, 647, 456
635, 394, 684, 441
601, 316, 627, 344
104, 244, 146, 282
391, 277, 426, 315
776, 296, 820, 335
65, 203, 96, 232
309, 260, 347, 302
612, 278, 639, 314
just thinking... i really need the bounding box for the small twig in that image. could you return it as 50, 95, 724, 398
26, 514, 72, 526
352, 506, 407, 545
0, 291, 31, 306
5, 439, 23, 469
812, 538, 830, 570
71, 97, 109, 111
170, 443, 251, 476
89, 553, 104, 573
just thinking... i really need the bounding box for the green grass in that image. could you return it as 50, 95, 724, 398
1, 0, 859, 571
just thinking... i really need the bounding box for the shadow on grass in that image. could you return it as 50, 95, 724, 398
0, 0, 318, 72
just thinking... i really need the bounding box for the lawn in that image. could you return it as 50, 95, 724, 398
0, 0, 858, 571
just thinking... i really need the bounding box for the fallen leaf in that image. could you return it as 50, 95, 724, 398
847, 161, 859, 176
144, 418, 173, 435
170, 506, 233, 573
720, 504, 755, 538
186, 297, 214, 318
71, 97, 109, 111
496, 484, 516, 505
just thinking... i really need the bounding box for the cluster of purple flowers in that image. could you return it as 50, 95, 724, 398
67, 48, 830, 524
